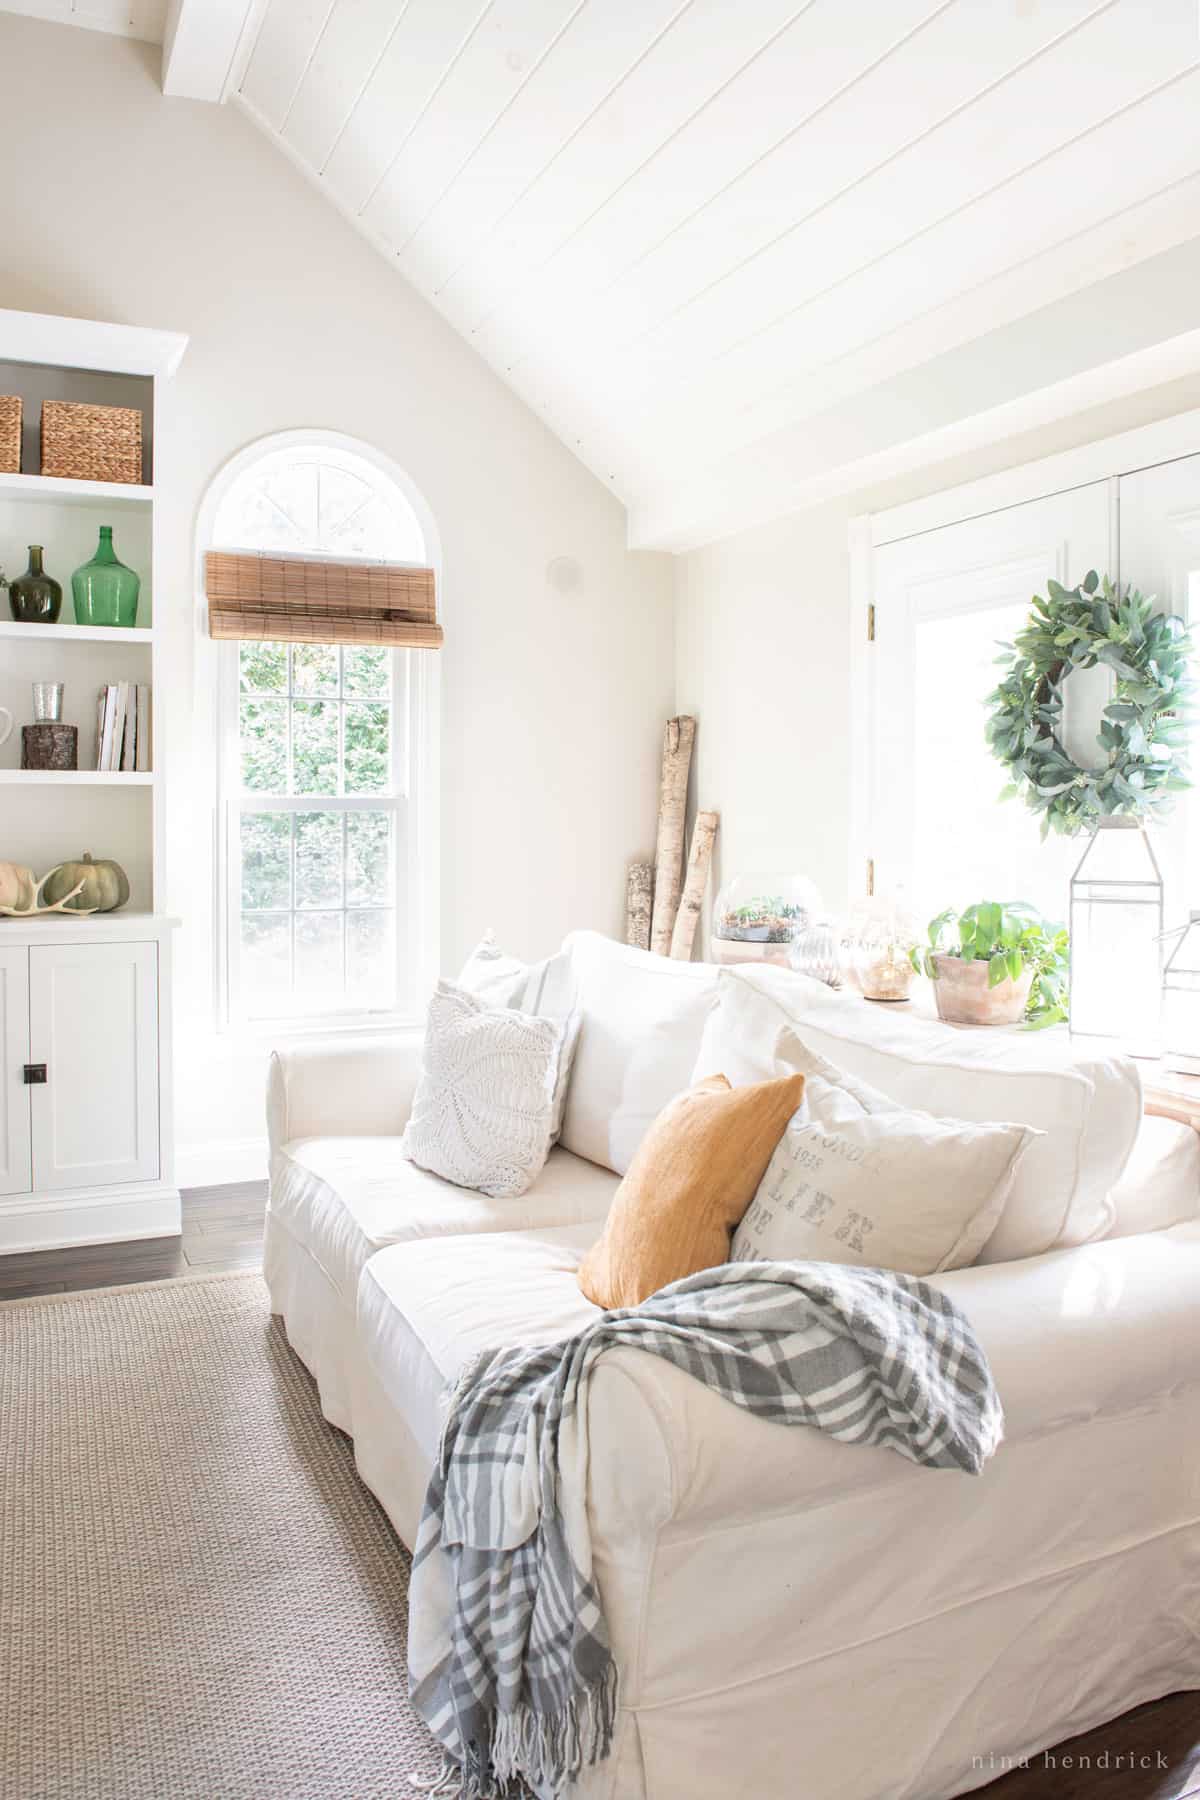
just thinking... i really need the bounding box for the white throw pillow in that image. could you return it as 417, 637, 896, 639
701, 965, 1141, 1262
401, 982, 562, 1199
559, 931, 721, 1175
456, 933, 531, 1006
457, 933, 581, 1138
730, 1030, 1036, 1276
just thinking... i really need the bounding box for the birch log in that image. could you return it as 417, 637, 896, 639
670, 810, 719, 961
650, 715, 696, 955
625, 860, 653, 951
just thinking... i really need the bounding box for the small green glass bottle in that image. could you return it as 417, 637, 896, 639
9, 545, 62, 622
72, 526, 140, 628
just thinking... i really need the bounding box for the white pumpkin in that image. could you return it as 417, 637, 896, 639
0, 862, 36, 912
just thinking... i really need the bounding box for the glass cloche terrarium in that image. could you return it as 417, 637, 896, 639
841, 896, 920, 1002
710, 874, 822, 967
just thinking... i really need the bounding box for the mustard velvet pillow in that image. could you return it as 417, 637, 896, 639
577, 1071, 806, 1310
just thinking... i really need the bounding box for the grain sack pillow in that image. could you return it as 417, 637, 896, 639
577, 1070, 806, 1310
730, 1029, 1036, 1276
401, 981, 565, 1199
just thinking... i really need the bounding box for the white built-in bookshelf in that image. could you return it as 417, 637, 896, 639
0, 309, 188, 1254
0, 311, 184, 914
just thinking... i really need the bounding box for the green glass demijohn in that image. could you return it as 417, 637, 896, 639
72, 526, 140, 628
9, 545, 62, 623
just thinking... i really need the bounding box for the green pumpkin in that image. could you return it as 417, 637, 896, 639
42, 851, 130, 913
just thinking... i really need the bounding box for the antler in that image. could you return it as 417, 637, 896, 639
0, 867, 98, 918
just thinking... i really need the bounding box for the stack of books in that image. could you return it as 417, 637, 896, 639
95, 683, 151, 772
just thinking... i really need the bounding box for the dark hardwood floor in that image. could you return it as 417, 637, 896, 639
1, 1184, 1197, 1799
0, 1179, 269, 1302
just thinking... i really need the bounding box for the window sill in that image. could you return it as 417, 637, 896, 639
219, 1012, 423, 1047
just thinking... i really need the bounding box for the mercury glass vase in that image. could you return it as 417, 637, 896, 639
71, 526, 140, 628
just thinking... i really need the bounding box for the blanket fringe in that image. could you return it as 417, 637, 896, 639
410, 1752, 463, 1797
474, 1659, 618, 1799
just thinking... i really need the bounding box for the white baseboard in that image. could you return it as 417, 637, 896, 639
0, 1184, 181, 1254
175, 1136, 270, 1190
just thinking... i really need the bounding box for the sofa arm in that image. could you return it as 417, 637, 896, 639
579, 1224, 1200, 1545
266, 1031, 423, 1156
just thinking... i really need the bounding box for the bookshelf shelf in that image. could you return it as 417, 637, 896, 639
0, 620, 153, 644
0, 471, 154, 510
0, 769, 154, 786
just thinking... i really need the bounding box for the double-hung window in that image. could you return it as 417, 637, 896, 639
210, 441, 433, 1025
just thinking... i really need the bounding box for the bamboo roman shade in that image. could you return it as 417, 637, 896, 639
205, 551, 442, 649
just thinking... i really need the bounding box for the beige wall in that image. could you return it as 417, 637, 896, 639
0, 15, 673, 1168
674, 504, 854, 921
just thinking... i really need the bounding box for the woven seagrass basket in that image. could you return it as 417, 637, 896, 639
0, 395, 21, 474
41, 400, 142, 485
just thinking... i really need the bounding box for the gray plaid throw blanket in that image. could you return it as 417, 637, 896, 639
408, 1259, 1002, 1799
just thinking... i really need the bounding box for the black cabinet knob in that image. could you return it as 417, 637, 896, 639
22, 1064, 47, 1085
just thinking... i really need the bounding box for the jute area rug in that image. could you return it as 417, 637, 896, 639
0, 1271, 446, 1799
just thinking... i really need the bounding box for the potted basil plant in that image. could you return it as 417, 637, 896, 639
909, 902, 1069, 1029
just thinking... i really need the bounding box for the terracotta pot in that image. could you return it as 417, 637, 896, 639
930, 953, 1032, 1027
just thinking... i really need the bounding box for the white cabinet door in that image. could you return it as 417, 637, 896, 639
869, 483, 1112, 922
29, 941, 160, 1192
0, 947, 31, 1197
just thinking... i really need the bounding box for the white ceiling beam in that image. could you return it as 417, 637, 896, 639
627, 321, 1200, 552
161, 0, 264, 102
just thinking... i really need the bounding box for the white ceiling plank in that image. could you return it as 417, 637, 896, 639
237, 0, 338, 132
540, 0, 1198, 419
282, 0, 410, 172
431, 0, 807, 334
318, 0, 488, 216
395, 0, 687, 295
161, 0, 261, 99
360, 0, 587, 252
481, 0, 940, 335
475, 0, 1114, 372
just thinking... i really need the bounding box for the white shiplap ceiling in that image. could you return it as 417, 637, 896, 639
9, 0, 1200, 547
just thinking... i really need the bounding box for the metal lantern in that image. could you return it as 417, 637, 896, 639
1162, 912, 1200, 1073
1068, 818, 1163, 1046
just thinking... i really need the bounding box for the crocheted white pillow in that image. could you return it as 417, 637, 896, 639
401, 981, 563, 1199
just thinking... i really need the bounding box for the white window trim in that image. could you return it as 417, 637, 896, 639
195, 429, 441, 1040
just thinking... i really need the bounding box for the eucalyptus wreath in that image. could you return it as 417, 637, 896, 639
984, 570, 1193, 838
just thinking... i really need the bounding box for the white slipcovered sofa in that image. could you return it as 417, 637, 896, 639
264, 932, 1200, 1799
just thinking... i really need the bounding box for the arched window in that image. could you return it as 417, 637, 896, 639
208, 435, 436, 1025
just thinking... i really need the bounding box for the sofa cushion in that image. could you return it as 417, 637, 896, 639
270, 1137, 618, 1303
559, 931, 720, 1175
358, 1222, 603, 1460
1108, 1114, 1200, 1238
578, 1070, 807, 1309
697, 966, 1142, 1262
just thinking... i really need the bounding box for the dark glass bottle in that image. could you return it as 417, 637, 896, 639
9, 545, 62, 623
